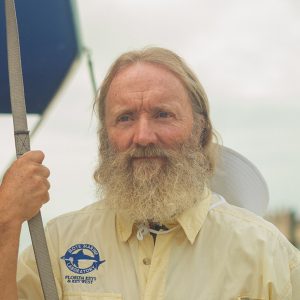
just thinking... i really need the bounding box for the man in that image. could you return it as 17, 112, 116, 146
0, 47, 299, 299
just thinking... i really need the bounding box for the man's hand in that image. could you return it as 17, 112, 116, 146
0, 150, 50, 300
0, 150, 50, 227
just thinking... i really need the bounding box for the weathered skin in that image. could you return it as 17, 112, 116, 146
105, 62, 196, 152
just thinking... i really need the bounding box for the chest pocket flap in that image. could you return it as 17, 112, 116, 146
237, 297, 265, 300
63, 292, 122, 300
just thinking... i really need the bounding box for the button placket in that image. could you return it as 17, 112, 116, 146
143, 257, 151, 265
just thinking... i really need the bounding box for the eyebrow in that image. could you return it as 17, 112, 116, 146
112, 102, 179, 116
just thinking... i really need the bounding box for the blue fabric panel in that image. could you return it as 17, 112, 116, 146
0, 0, 81, 114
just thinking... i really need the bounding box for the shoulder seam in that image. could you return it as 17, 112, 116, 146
211, 206, 300, 265
210, 206, 286, 244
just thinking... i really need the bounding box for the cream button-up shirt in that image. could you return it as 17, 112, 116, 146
17, 191, 300, 300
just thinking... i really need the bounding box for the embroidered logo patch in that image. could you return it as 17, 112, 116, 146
61, 244, 105, 274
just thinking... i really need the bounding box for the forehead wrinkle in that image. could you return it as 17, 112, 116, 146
107, 95, 145, 119
110, 64, 181, 98
109, 90, 187, 119
106, 62, 192, 119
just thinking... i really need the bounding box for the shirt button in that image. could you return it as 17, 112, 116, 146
143, 258, 151, 265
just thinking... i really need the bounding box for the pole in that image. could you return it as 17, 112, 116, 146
4, 0, 59, 299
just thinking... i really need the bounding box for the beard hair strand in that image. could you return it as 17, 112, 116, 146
95, 129, 211, 223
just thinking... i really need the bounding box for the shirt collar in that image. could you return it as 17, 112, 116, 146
116, 188, 212, 244
176, 188, 212, 244
116, 210, 135, 242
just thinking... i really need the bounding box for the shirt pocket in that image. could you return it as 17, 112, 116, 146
237, 297, 265, 300
63, 292, 123, 300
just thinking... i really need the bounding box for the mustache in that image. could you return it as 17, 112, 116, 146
120, 144, 171, 159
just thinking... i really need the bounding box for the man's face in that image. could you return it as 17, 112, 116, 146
105, 62, 194, 156
97, 62, 209, 223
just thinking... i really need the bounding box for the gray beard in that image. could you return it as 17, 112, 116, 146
95, 135, 211, 223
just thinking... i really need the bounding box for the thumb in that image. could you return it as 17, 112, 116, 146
21, 150, 45, 164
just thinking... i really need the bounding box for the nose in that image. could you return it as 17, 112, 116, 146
133, 116, 158, 146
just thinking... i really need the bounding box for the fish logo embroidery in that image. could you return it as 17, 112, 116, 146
61, 244, 105, 274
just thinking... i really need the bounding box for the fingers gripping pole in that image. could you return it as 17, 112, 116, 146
4, 0, 59, 299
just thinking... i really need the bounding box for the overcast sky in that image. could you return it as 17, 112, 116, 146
1, 0, 300, 250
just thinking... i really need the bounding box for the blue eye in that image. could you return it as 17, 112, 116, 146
118, 114, 131, 122
157, 111, 170, 118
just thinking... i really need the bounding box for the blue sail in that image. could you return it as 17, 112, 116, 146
0, 0, 81, 114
